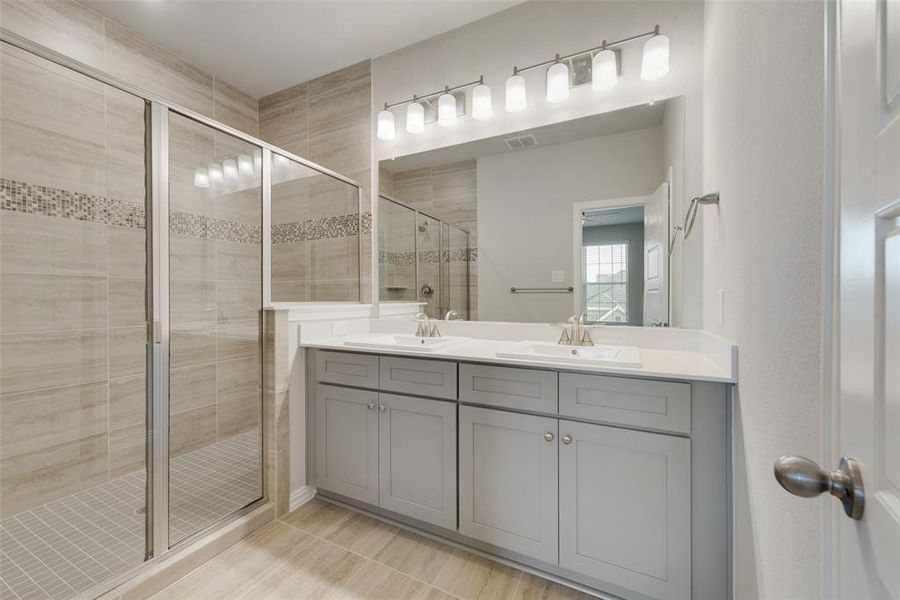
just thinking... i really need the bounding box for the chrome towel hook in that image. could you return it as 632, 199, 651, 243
669, 192, 719, 254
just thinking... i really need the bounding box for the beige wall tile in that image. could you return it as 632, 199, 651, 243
0, 0, 105, 69
104, 20, 214, 117
171, 235, 216, 281
0, 328, 107, 394
108, 325, 146, 378
216, 356, 260, 406
109, 373, 145, 430
171, 322, 217, 368
216, 320, 259, 362
0, 433, 108, 516
271, 279, 308, 302
170, 363, 216, 415
307, 122, 371, 175
109, 277, 146, 327
105, 86, 147, 205
306, 60, 370, 98
109, 422, 146, 478
216, 396, 260, 439
0, 273, 107, 333
214, 188, 261, 227
168, 114, 215, 216
213, 79, 259, 137
308, 278, 358, 302
307, 73, 370, 138
108, 226, 147, 278
216, 241, 261, 282
170, 404, 216, 456
0, 381, 107, 459
1, 213, 107, 276
272, 241, 309, 281
258, 83, 307, 156
308, 237, 359, 280
170, 280, 216, 323
216, 280, 260, 322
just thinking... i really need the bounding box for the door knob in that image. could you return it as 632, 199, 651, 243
774, 455, 864, 520
544, 433, 554, 442
561, 434, 573, 445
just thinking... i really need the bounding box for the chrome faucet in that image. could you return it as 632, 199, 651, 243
555, 314, 595, 346
444, 310, 459, 321
414, 312, 441, 337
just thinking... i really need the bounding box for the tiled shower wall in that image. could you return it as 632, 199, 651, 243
388, 161, 478, 318
258, 61, 373, 303
0, 0, 262, 517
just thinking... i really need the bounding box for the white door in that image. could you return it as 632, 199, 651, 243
836, 0, 900, 595
643, 181, 669, 326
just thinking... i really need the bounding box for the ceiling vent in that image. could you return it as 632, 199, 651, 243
504, 134, 538, 150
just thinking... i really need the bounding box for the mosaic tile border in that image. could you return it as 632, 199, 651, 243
379, 248, 477, 265
272, 211, 373, 244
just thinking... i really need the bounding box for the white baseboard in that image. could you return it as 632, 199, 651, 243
289, 486, 317, 512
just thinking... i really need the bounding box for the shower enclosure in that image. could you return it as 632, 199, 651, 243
378, 195, 470, 319
0, 32, 360, 599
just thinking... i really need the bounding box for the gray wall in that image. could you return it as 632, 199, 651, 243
582, 222, 644, 326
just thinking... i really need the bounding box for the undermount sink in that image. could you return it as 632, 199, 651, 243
496, 341, 642, 367
343, 334, 470, 352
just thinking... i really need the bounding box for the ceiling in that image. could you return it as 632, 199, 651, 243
381, 98, 669, 172
83, 0, 520, 98
583, 206, 645, 227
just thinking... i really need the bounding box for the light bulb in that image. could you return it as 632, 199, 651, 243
193, 167, 209, 188
471, 83, 492, 120
641, 33, 670, 81
546, 62, 569, 103
222, 158, 238, 180
253, 149, 262, 170
238, 154, 253, 176
505, 74, 527, 112
438, 93, 457, 127
376, 109, 395, 140
406, 102, 424, 134
592, 49, 618, 90
207, 163, 223, 183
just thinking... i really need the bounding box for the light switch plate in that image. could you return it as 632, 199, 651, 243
551, 270, 565, 283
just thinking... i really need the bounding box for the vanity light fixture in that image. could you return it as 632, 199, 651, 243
437, 88, 458, 127
505, 68, 527, 112
640, 26, 670, 81
193, 167, 210, 188
546, 56, 570, 103
237, 154, 254, 176
377, 105, 396, 140
592, 44, 618, 90
471, 78, 493, 120
208, 163, 224, 183
406, 99, 425, 134
222, 158, 238, 180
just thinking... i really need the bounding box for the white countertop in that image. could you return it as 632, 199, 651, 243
299, 320, 737, 383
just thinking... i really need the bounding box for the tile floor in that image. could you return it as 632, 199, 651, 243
0, 430, 261, 600
149, 498, 597, 600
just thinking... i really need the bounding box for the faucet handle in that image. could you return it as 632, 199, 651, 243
552, 323, 571, 345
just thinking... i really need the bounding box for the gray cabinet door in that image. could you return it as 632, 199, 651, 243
315, 384, 379, 505
559, 420, 691, 600
378, 393, 457, 529
316, 350, 379, 389
458, 406, 559, 564
459, 363, 558, 413
379, 356, 458, 399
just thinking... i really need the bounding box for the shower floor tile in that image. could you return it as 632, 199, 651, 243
0, 430, 261, 600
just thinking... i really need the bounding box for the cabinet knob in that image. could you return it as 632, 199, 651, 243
544, 433, 554, 442
379, 404, 386, 412
367, 401, 376, 411
561, 434, 573, 445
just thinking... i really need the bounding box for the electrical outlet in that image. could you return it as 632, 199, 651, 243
718, 289, 725, 327
332, 321, 349, 336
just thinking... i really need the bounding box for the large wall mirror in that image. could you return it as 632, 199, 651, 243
378, 95, 689, 327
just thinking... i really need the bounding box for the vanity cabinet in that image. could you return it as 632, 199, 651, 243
458, 405, 559, 564
559, 420, 691, 600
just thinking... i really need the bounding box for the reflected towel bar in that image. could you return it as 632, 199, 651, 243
510, 286, 574, 293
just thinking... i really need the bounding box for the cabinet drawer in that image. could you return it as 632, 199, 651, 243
316, 350, 379, 389
459, 363, 558, 413
379, 356, 457, 400
559, 373, 690, 434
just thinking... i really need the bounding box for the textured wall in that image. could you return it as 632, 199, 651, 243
702, 2, 825, 598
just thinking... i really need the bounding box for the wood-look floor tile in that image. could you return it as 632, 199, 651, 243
280, 498, 352, 536
423, 588, 460, 600
432, 549, 522, 600
242, 538, 365, 599
337, 558, 430, 600
512, 573, 595, 600
371, 529, 455, 585
323, 512, 398, 558
151, 522, 313, 600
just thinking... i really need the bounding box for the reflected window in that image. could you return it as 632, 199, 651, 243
583, 242, 629, 323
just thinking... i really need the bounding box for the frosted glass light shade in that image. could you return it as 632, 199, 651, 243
208, 163, 224, 183
546, 62, 569, 103
223, 158, 238, 180
505, 74, 527, 112
471, 83, 492, 120
193, 167, 209, 188
592, 49, 618, 90
237, 154, 253, 175
641, 34, 670, 81
406, 102, 424, 134
376, 109, 395, 140
438, 93, 457, 127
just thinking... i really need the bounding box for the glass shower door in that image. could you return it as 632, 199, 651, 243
166, 112, 263, 545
